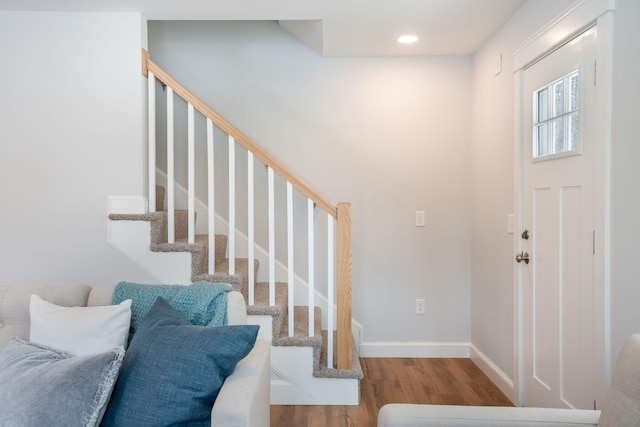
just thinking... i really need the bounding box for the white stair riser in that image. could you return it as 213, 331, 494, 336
271, 346, 360, 405
247, 315, 274, 342
108, 220, 191, 284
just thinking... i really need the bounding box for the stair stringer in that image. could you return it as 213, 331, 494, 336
156, 170, 364, 346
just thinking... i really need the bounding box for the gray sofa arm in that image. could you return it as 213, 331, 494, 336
378, 404, 600, 427
211, 339, 271, 427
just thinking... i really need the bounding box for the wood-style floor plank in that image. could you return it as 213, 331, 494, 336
270, 358, 514, 427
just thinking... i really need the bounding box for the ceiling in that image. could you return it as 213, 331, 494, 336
0, 0, 528, 56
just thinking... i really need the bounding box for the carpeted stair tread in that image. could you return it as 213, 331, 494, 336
279, 306, 322, 339
316, 330, 364, 380
156, 186, 166, 211
166, 234, 226, 284
172, 234, 228, 276
193, 272, 245, 292
172, 234, 228, 269
275, 305, 323, 349
193, 254, 258, 290
245, 282, 288, 341
250, 282, 287, 309
196, 258, 259, 295
109, 210, 190, 243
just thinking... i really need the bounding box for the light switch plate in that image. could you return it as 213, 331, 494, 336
494, 53, 502, 76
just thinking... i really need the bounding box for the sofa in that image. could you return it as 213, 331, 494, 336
378, 333, 640, 427
0, 283, 271, 427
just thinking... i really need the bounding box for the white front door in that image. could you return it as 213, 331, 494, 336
520, 26, 597, 409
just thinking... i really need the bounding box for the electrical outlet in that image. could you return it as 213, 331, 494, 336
415, 298, 426, 315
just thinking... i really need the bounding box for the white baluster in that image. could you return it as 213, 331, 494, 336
167, 87, 175, 244
287, 182, 294, 337
228, 136, 235, 275
268, 167, 275, 306
308, 198, 314, 336
148, 71, 156, 213
207, 119, 215, 274
327, 214, 334, 368
187, 103, 195, 244
248, 152, 255, 306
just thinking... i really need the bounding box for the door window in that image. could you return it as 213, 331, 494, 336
533, 70, 580, 159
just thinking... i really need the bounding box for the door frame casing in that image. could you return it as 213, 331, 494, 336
512, 0, 615, 407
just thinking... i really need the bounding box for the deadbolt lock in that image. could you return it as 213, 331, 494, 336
515, 252, 530, 264
521, 229, 530, 240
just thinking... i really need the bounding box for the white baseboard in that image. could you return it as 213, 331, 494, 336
359, 341, 471, 358
469, 344, 515, 404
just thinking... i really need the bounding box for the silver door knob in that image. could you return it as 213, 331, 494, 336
515, 252, 530, 264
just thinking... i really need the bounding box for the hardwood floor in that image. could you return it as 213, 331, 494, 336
270, 358, 514, 427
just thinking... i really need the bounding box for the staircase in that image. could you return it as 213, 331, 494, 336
109, 187, 362, 404
107, 50, 363, 405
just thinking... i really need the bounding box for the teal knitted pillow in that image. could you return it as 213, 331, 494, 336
101, 297, 259, 427
0, 338, 124, 427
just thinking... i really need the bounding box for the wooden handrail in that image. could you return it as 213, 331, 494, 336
143, 49, 352, 371
141, 49, 337, 219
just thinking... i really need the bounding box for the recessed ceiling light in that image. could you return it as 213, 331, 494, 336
397, 35, 419, 44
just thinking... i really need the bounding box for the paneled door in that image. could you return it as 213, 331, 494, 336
520, 26, 597, 409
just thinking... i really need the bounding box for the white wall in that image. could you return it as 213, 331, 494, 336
0, 0, 636, 401
471, 0, 640, 400
609, 0, 640, 374
148, 21, 473, 346
0, 11, 157, 286
469, 0, 576, 396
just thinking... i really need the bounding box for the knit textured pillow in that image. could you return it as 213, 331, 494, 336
101, 296, 259, 427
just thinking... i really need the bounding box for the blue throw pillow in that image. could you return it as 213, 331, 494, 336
101, 297, 259, 427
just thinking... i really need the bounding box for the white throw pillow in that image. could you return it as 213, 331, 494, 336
29, 294, 132, 356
